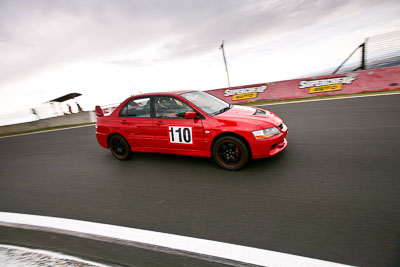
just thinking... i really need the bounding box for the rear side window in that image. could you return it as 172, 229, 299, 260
120, 97, 151, 118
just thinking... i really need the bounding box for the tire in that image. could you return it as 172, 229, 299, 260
109, 135, 132, 160
212, 136, 249, 171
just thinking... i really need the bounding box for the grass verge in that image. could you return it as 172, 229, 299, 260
238, 89, 400, 106
0, 122, 96, 138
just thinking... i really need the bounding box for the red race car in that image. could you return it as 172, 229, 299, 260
95, 91, 288, 170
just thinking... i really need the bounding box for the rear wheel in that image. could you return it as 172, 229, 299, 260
109, 135, 132, 160
212, 136, 249, 170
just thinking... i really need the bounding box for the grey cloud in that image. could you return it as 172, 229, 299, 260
0, 0, 395, 82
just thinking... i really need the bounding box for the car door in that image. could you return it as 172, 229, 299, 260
119, 97, 154, 149
153, 96, 204, 151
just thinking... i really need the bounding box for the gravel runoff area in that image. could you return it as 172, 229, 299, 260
0, 245, 113, 267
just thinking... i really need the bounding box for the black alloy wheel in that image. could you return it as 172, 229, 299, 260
109, 135, 132, 160
213, 136, 249, 170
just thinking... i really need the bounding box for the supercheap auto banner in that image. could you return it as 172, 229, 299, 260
206, 65, 400, 104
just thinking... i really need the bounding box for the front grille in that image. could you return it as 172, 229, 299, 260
271, 140, 285, 151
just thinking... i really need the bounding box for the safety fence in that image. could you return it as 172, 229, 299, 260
334, 30, 400, 74
365, 31, 400, 70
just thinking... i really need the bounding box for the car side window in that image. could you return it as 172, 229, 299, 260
120, 97, 151, 118
155, 96, 193, 119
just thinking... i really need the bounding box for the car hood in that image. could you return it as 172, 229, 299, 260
215, 105, 283, 128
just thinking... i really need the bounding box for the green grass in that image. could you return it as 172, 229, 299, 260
237, 89, 400, 106
0, 122, 96, 138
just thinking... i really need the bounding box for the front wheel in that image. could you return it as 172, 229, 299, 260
212, 136, 249, 171
109, 135, 132, 160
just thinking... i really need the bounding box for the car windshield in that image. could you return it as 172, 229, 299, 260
180, 91, 231, 116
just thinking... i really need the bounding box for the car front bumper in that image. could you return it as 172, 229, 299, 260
250, 131, 288, 159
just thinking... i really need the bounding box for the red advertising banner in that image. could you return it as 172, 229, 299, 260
206, 65, 400, 104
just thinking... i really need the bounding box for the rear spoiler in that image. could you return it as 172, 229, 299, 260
95, 106, 104, 117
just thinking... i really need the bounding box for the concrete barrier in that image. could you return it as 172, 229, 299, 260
0, 111, 95, 135
206, 65, 400, 104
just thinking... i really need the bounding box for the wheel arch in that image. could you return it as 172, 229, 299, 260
107, 132, 126, 148
211, 132, 252, 159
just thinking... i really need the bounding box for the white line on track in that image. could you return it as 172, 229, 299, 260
0, 124, 95, 139
0, 212, 352, 267
255, 92, 400, 106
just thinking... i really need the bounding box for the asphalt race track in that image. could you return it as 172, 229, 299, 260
1, 94, 400, 266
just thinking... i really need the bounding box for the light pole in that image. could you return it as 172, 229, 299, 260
220, 40, 231, 87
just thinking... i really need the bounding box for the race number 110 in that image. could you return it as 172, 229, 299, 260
168, 126, 193, 144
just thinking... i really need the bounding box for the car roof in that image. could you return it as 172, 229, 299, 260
129, 90, 196, 98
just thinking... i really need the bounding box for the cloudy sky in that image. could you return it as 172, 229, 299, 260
1, 0, 399, 125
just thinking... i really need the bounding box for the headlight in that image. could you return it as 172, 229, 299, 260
252, 127, 280, 139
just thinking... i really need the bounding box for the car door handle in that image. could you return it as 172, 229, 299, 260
155, 121, 165, 126
121, 120, 128, 125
